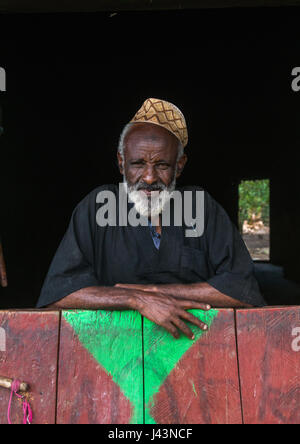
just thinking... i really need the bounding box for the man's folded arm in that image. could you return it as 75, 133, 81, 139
46, 286, 136, 310
114, 282, 253, 308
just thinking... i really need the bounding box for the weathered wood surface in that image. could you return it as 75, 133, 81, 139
1, 307, 300, 424
143, 309, 242, 424
57, 310, 143, 424
236, 306, 300, 424
0, 376, 29, 392
0, 311, 59, 424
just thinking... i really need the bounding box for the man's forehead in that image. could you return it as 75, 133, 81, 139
124, 123, 178, 149
126, 147, 172, 162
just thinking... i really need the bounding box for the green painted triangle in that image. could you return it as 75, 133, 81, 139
143, 309, 219, 424
63, 310, 143, 424
63, 308, 218, 425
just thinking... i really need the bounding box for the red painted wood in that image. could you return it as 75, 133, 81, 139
148, 309, 242, 424
0, 310, 60, 424
236, 306, 300, 424
57, 317, 134, 424
1, 307, 299, 424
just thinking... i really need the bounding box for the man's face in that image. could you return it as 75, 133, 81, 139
117, 123, 187, 218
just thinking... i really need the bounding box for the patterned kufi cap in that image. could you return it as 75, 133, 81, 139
130, 98, 188, 148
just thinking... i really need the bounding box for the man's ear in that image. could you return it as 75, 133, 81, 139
176, 153, 187, 178
117, 151, 124, 175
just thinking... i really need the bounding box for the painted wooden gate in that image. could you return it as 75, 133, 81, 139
0, 311, 59, 424
236, 307, 300, 424
0, 307, 300, 424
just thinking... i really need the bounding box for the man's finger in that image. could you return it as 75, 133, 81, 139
171, 317, 194, 340
177, 299, 211, 311
179, 309, 208, 331
164, 322, 180, 339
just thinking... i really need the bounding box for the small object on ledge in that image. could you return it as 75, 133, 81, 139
0, 376, 29, 392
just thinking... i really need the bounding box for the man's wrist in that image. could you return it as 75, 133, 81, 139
125, 292, 139, 310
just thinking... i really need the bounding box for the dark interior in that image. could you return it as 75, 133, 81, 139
1, 6, 300, 308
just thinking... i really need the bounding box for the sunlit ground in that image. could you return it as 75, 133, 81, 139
242, 221, 270, 261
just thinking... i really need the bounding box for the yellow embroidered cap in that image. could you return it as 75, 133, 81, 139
130, 98, 188, 148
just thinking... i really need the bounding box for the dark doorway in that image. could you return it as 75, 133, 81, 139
0, 7, 300, 308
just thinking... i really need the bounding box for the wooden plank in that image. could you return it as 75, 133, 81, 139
0, 310, 60, 424
143, 308, 242, 424
57, 310, 143, 424
236, 306, 300, 424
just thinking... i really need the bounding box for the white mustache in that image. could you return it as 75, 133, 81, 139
123, 176, 176, 218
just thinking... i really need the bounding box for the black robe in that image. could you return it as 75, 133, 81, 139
36, 184, 265, 308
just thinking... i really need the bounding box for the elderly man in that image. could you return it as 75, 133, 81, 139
37, 98, 265, 339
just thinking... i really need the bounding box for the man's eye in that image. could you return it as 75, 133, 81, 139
156, 164, 169, 169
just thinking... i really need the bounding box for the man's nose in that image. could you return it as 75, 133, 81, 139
142, 165, 158, 185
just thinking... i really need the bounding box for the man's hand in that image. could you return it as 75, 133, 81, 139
130, 290, 210, 340
0, 243, 8, 288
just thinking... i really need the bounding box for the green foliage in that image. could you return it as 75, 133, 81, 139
239, 179, 270, 228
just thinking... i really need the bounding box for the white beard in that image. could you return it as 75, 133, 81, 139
123, 177, 176, 219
